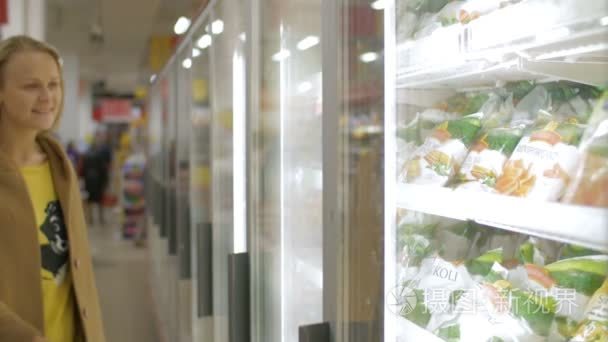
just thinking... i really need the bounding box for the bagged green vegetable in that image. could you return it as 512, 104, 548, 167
495, 118, 585, 201
457, 125, 525, 192
545, 255, 608, 340
400, 113, 484, 185
570, 278, 608, 342
563, 91, 608, 208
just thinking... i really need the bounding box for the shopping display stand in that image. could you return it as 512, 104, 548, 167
120, 153, 147, 242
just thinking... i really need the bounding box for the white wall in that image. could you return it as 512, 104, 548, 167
56, 52, 81, 144
0, 0, 88, 145
0, 0, 45, 40
78, 80, 97, 143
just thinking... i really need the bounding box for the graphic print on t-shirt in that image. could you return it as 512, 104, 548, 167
40, 200, 69, 284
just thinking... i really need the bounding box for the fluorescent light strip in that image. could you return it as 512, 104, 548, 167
197, 34, 212, 49
272, 49, 291, 62
360, 52, 379, 63
233, 51, 247, 254
174, 16, 191, 35
297, 36, 320, 50
211, 19, 224, 34
371, 0, 385, 10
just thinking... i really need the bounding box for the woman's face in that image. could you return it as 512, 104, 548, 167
0, 50, 62, 134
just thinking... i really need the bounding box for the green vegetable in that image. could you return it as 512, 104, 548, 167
449, 290, 465, 307
463, 94, 490, 116
519, 242, 535, 264
555, 121, 584, 146
437, 324, 460, 341
466, 248, 503, 276
445, 114, 483, 147
546, 256, 608, 296
486, 128, 523, 155
506, 81, 536, 103
440, 16, 458, 27
484, 264, 506, 283
397, 118, 422, 144
545, 82, 579, 104
549, 270, 606, 297
545, 256, 608, 277
400, 234, 435, 266
554, 316, 579, 339
561, 245, 602, 259
402, 289, 431, 328
508, 288, 557, 336
443, 93, 490, 115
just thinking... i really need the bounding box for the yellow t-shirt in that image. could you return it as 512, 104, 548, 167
21, 162, 77, 342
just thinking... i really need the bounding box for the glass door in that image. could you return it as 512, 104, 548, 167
249, 0, 324, 341
207, 1, 248, 341
189, 15, 215, 342
385, 1, 608, 341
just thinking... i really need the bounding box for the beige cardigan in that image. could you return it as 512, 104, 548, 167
0, 133, 105, 342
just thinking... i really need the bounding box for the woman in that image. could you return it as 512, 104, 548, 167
0, 36, 105, 342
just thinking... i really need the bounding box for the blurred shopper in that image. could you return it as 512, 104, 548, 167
65, 140, 80, 170
81, 132, 112, 226
0, 36, 105, 342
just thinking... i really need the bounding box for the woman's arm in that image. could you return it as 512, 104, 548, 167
0, 302, 42, 342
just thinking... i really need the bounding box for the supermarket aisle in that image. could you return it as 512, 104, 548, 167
88, 209, 160, 342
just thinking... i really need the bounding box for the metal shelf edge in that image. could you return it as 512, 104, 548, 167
396, 183, 608, 252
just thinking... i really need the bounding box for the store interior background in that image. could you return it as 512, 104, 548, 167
0, 0, 386, 341
0, 0, 208, 145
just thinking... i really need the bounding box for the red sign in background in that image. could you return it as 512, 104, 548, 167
98, 98, 134, 123
0, 0, 8, 25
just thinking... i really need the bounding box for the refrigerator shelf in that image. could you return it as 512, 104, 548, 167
396, 0, 608, 88
396, 183, 608, 252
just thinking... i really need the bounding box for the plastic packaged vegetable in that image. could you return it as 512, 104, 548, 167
400, 113, 484, 185
570, 279, 608, 342
563, 91, 608, 208
495, 118, 585, 201
457, 125, 525, 192
545, 255, 608, 340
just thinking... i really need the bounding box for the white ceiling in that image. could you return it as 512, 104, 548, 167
46, 0, 203, 94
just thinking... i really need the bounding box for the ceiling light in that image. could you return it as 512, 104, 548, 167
182, 58, 192, 69
272, 49, 291, 62
192, 48, 201, 58
211, 20, 224, 34
360, 52, 379, 63
174, 16, 191, 35
239, 32, 246, 41
371, 0, 385, 10
150, 74, 157, 83
197, 34, 212, 49
297, 81, 312, 94
297, 36, 320, 50
601, 16, 608, 26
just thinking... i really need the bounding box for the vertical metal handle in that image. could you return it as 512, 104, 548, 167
197, 223, 213, 317
299, 322, 330, 342
160, 184, 168, 238
168, 189, 178, 255
228, 252, 250, 342
179, 202, 192, 279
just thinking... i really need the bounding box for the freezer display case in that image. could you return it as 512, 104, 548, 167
248, 0, 324, 341
207, 0, 248, 341
384, 1, 608, 341
188, 16, 215, 342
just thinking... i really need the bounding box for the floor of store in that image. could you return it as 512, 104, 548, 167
88, 209, 161, 342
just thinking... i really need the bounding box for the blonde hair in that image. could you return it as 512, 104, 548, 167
0, 35, 64, 131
